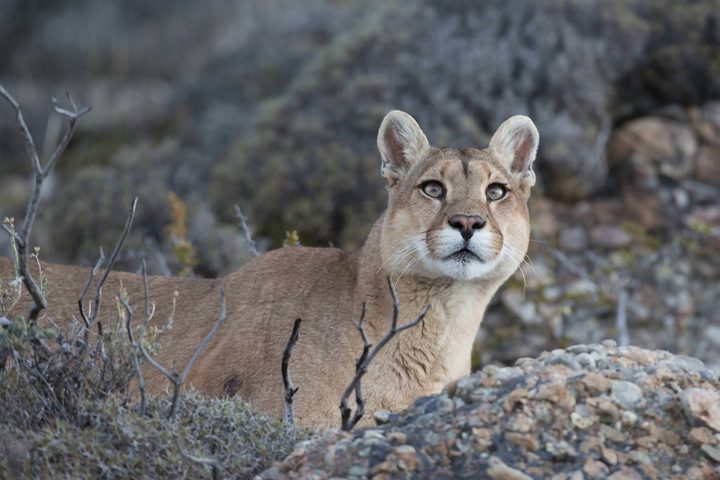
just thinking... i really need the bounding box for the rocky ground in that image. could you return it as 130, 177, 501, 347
261, 342, 720, 479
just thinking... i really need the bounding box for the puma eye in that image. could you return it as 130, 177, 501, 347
420, 181, 445, 199
486, 183, 507, 201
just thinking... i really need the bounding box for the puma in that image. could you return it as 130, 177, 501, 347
0, 111, 539, 428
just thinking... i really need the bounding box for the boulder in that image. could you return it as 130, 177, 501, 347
262, 344, 720, 479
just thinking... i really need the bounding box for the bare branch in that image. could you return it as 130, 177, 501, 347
176, 439, 219, 480
340, 303, 370, 430
281, 318, 302, 431
615, 279, 630, 347
118, 294, 147, 415
234, 204, 260, 257
339, 282, 430, 431
0, 84, 89, 323
550, 248, 589, 280
138, 288, 227, 420
43, 96, 90, 176
0, 84, 41, 174
0, 222, 22, 245
179, 288, 226, 383
142, 259, 151, 319
78, 248, 105, 329
79, 197, 138, 336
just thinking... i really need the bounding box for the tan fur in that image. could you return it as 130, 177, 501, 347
0, 111, 538, 428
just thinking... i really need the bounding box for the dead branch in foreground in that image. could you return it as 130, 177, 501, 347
339, 279, 430, 431
0, 85, 90, 323
281, 318, 302, 431
137, 283, 227, 420
234, 204, 260, 257
118, 261, 150, 416
78, 197, 138, 340
176, 438, 219, 480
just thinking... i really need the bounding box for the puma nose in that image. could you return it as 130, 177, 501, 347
448, 214, 486, 241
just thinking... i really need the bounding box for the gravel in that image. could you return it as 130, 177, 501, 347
261, 344, 720, 479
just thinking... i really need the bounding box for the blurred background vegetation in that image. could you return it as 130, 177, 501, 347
1, 0, 719, 370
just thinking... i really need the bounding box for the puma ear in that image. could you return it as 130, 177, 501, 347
377, 110, 430, 187
489, 115, 539, 192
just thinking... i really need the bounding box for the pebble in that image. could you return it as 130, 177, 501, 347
674, 356, 707, 373
567, 345, 589, 354
590, 225, 632, 249
565, 280, 598, 298
546, 353, 582, 370
559, 227, 589, 252
487, 456, 533, 480
701, 444, 720, 463
621, 411, 638, 426
579, 372, 611, 394
688, 427, 717, 446
582, 458, 609, 478
611, 381, 644, 408
680, 388, 720, 432
502, 289, 538, 324
571, 411, 596, 430
576, 353, 596, 369
373, 410, 391, 425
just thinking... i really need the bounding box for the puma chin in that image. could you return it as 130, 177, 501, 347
423, 229, 511, 281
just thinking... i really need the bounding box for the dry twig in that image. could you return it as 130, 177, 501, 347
0, 85, 90, 322
138, 288, 227, 419
233, 204, 260, 257
118, 292, 147, 416
77, 249, 106, 329
78, 197, 138, 338
281, 318, 302, 431
176, 439, 219, 480
615, 278, 630, 347
339, 279, 429, 431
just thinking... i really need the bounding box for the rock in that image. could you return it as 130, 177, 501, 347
535, 381, 577, 411
621, 189, 671, 230
608, 117, 698, 183
688, 427, 718, 446
505, 432, 540, 451
566, 280, 598, 299
681, 388, 720, 432
674, 355, 706, 374
571, 408, 597, 430
487, 456, 533, 480
506, 413, 537, 433
701, 444, 720, 463
690, 103, 720, 144
706, 327, 720, 348
373, 410, 391, 425
590, 225, 632, 249
619, 346, 660, 366
606, 467, 643, 480
559, 227, 589, 252
502, 289, 539, 325
611, 381, 644, 408
578, 372, 611, 394
695, 146, 720, 185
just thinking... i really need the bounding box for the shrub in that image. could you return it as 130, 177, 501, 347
0, 305, 307, 479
